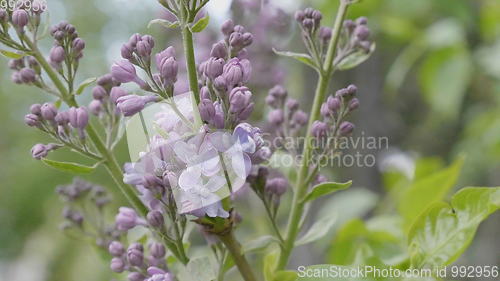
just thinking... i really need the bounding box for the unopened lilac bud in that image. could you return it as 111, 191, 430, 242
292, 110, 308, 126
304, 8, 314, 17
112, 60, 139, 83
239, 102, 254, 120
53, 31, 65, 40
49, 46, 65, 64
302, 18, 314, 30
41, 103, 58, 120
320, 103, 331, 117
116, 95, 157, 117
311, 120, 328, 138
97, 74, 113, 86
115, 207, 140, 231
150, 242, 166, 259
12, 72, 22, 84
54, 111, 69, 125
312, 10, 322, 23
12, 9, 29, 28
155, 46, 176, 68
19, 68, 36, 83
199, 86, 211, 100
213, 76, 227, 92
8, 59, 22, 70
213, 102, 225, 129
344, 19, 356, 30
269, 85, 287, 99
110, 257, 125, 273
136, 40, 152, 58
286, 98, 299, 111
24, 114, 40, 127
356, 17, 368, 25
354, 25, 370, 41
31, 144, 48, 159
110, 87, 127, 103
210, 41, 227, 59
335, 88, 349, 98
30, 104, 42, 115
229, 86, 252, 113
142, 35, 155, 49
68, 107, 89, 129
347, 84, 357, 95
91, 86, 106, 100
108, 241, 125, 257
268, 109, 284, 125
199, 99, 215, 122
223, 58, 251, 86
241, 32, 253, 46
265, 95, 277, 108
89, 100, 102, 115
339, 121, 355, 136
234, 25, 245, 33
121, 43, 134, 60
72, 38, 85, 52
128, 33, 142, 47
327, 96, 341, 111
348, 98, 359, 111
294, 10, 305, 22
221, 19, 234, 35
319, 27, 332, 42
229, 32, 243, 47
127, 248, 144, 266
147, 210, 164, 228
266, 177, 288, 196
128, 272, 145, 281
203, 57, 224, 79
159, 57, 178, 85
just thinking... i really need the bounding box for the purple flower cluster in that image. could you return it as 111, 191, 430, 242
108, 240, 174, 281
265, 85, 309, 137
342, 17, 372, 53
4, 1, 45, 32
48, 21, 86, 69
8, 56, 40, 84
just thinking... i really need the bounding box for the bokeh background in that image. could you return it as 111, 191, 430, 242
1, 0, 499, 280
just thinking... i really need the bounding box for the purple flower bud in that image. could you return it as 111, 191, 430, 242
111, 60, 138, 83
266, 177, 288, 196
30, 104, 42, 115
19, 68, 36, 83
344, 19, 356, 31
136, 40, 152, 58
229, 86, 252, 113
221, 19, 235, 35
110, 257, 125, 273
54, 111, 69, 125
199, 86, 211, 100
222, 58, 251, 86
127, 248, 144, 266
92, 86, 107, 100
327, 96, 341, 111
320, 103, 331, 117
292, 110, 308, 126
286, 98, 299, 111
49, 46, 65, 64
234, 25, 245, 33
115, 207, 140, 231
68, 107, 89, 129
213, 102, 225, 129
110, 86, 128, 103
11, 72, 22, 84
24, 114, 40, 127
12, 9, 29, 28
269, 85, 287, 99
229, 32, 244, 47
116, 95, 157, 117
149, 242, 166, 259
203, 57, 224, 79
304, 8, 314, 17
319, 27, 332, 42
339, 121, 355, 136
302, 19, 314, 30
146, 210, 164, 228
159, 57, 178, 85
354, 25, 370, 41
121, 43, 134, 60
241, 32, 253, 46
89, 100, 102, 115
155, 46, 176, 68
335, 88, 349, 98
108, 241, 125, 257
41, 103, 58, 120
97, 74, 113, 86
27, 56, 39, 69
199, 99, 215, 122
265, 95, 277, 108
356, 17, 368, 25
142, 35, 155, 49
128, 33, 142, 47
347, 84, 358, 95
128, 272, 145, 281
31, 144, 48, 160
268, 109, 284, 125
239, 102, 254, 120
348, 98, 359, 111
294, 10, 305, 22
72, 38, 85, 51
213, 76, 227, 92
210, 41, 227, 59
129, 242, 144, 252
311, 120, 328, 138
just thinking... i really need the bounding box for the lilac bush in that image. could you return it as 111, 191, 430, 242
1, 0, 499, 280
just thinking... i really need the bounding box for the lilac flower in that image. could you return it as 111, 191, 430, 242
339, 121, 355, 136
49, 46, 65, 64
24, 114, 40, 127
266, 177, 288, 196
31, 144, 49, 159
146, 210, 164, 228
268, 109, 284, 126
311, 120, 328, 138
12, 9, 29, 28
40, 103, 58, 120
115, 207, 145, 231
202, 57, 225, 79
109, 241, 125, 257
110, 257, 125, 273
89, 100, 102, 115
110, 86, 128, 103
116, 95, 158, 117
19, 68, 36, 83
199, 99, 215, 123
68, 107, 89, 129
111, 60, 147, 88
222, 58, 251, 86
158, 57, 178, 86
229, 86, 252, 114
210, 41, 228, 59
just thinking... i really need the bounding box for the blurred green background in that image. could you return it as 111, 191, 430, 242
0, 0, 499, 280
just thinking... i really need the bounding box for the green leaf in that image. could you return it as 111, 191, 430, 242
242, 235, 278, 253
336, 43, 376, 70
273, 48, 318, 69
41, 158, 99, 174
75, 77, 96, 95
0, 50, 27, 59
408, 187, 500, 268
191, 15, 210, 33
295, 213, 337, 246
147, 19, 180, 29
302, 181, 352, 203
398, 157, 464, 231
273, 270, 297, 281
263, 251, 279, 281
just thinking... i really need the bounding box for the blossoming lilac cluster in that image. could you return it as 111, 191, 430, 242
25, 102, 94, 159
48, 21, 86, 71
56, 178, 119, 249
108, 240, 174, 281
198, 20, 254, 129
